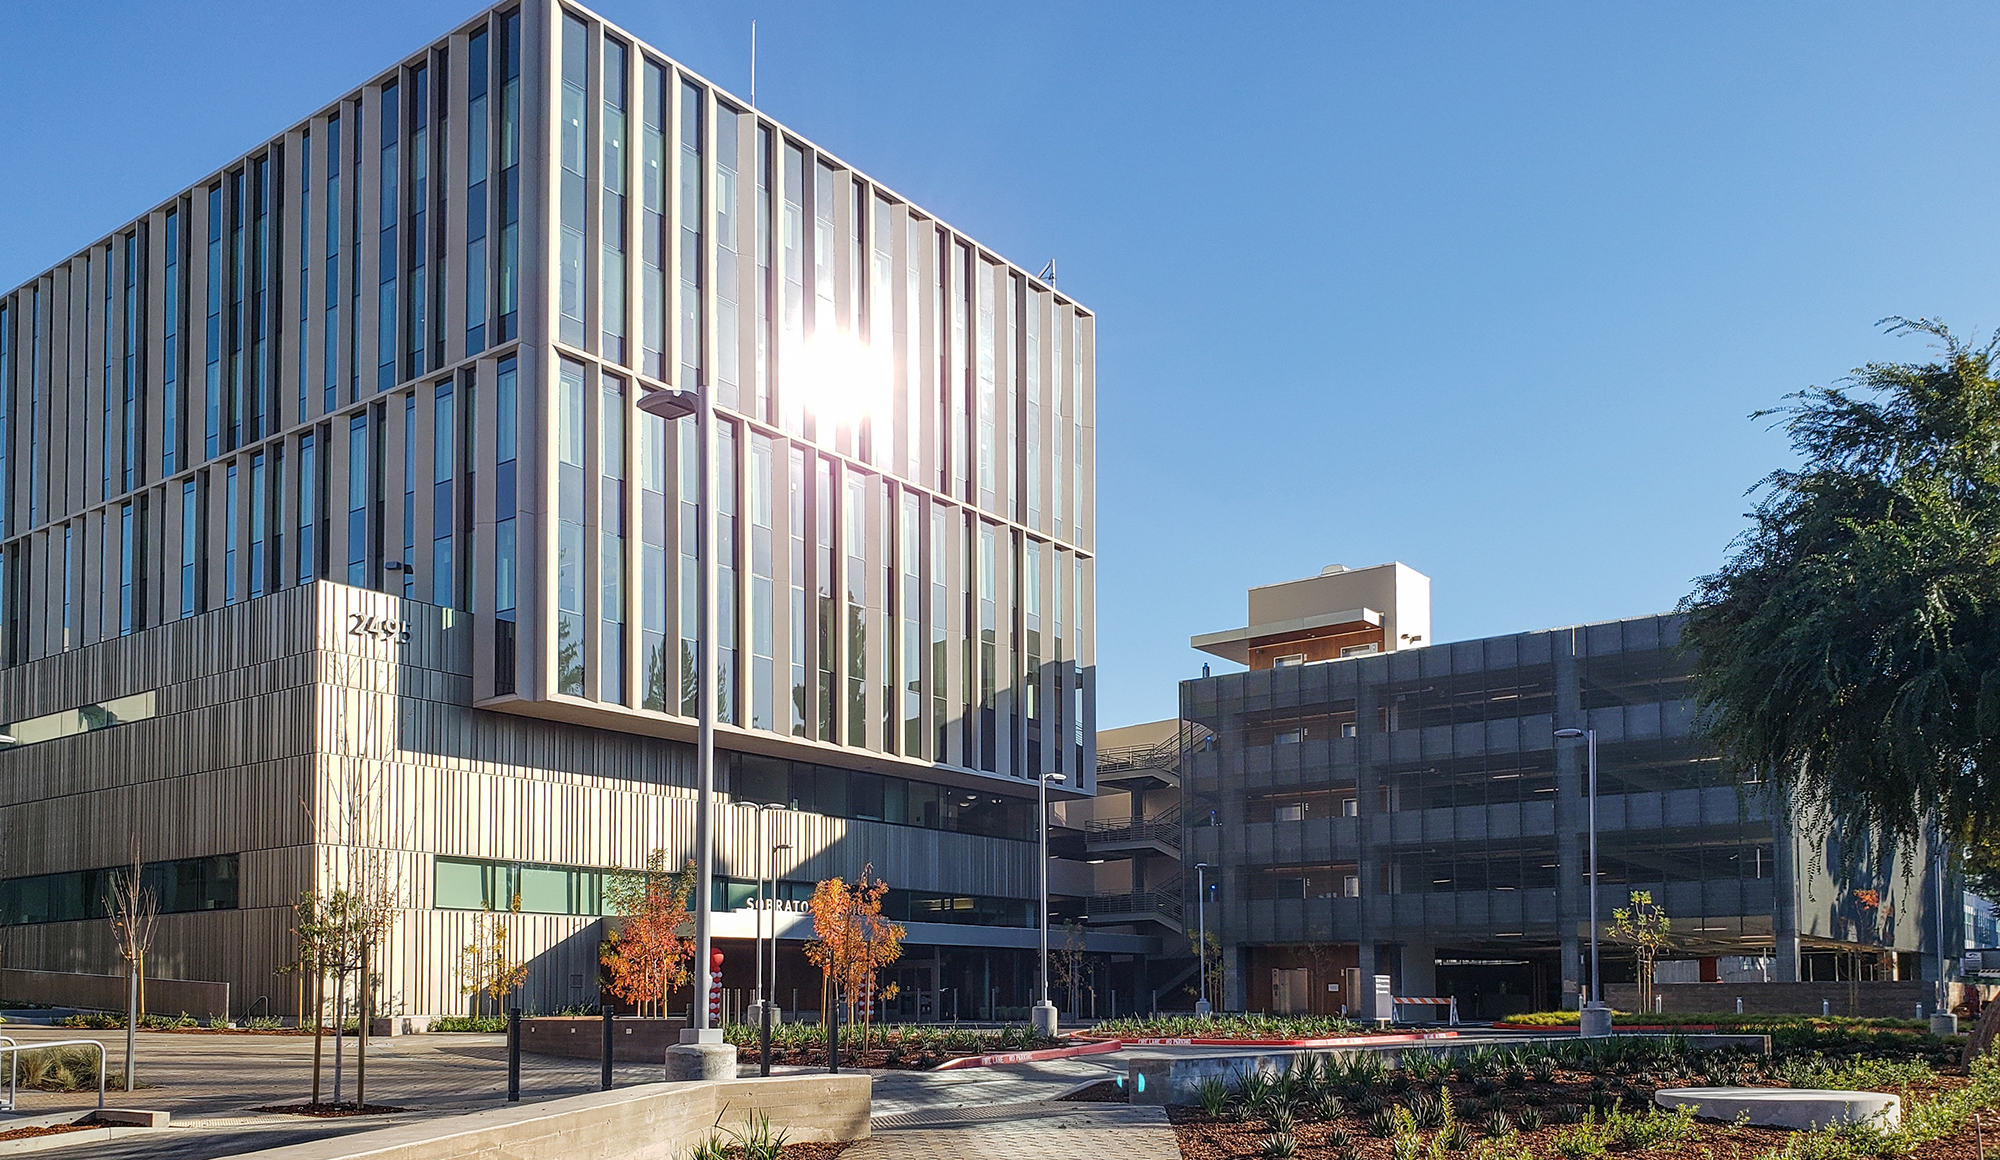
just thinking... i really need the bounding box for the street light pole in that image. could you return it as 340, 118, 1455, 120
639, 384, 729, 1071
1557, 727, 1606, 1035
1194, 862, 1211, 1017
1032, 772, 1066, 1039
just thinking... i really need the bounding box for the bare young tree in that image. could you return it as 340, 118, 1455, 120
106, 858, 158, 1092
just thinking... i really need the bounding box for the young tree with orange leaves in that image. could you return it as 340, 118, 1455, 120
600, 851, 697, 1017
803, 865, 905, 1039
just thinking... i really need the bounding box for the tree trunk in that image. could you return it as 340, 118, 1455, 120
332, 971, 346, 1107
1964, 998, 2000, 1065
124, 959, 137, 1093
356, 939, 369, 1109
310, 969, 325, 1105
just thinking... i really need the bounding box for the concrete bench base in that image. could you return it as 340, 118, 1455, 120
1655, 1087, 1900, 1130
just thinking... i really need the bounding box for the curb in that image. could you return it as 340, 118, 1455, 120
1092, 1030, 1461, 1048
930, 1038, 1127, 1071
1488, 1022, 1932, 1034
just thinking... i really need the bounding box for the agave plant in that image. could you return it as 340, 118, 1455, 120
1326, 1124, 1355, 1150
1551, 1103, 1584, 1126
1260, 1130, 1300, 1159
1504, 1066, 1528, 1090
1483, 1109, 1513, 1137
1472, 1077, 1499, 1097
1439, 1121, 1473, 1152
1530, 1055, 1558, 1084
1516, 1106, 1544, 1132
1408, 1092, 1447, 1131
1314, 1092, 1347, 1121
1268, 1104, 1297, 1134
1196, 1075, 1232, 1118
1369, 1109, 1397, 1138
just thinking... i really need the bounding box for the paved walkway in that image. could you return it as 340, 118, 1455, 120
851, 1058, 1179, 1160
847, 1101, 1176, 1160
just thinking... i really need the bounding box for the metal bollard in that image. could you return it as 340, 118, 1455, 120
601, 1008, 614, 1091
1735, 997, 1743, 1014
507, 1008, 521, 1102
760, 1001, 773, 1079
1823, 999, 1831, 1017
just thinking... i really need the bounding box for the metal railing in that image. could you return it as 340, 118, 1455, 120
1097, 724, 1210, 778
0, 1038, 106, 1112
1085, 813, 1182, 853
1085, 890, 1185, 926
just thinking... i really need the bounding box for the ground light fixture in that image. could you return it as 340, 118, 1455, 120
1032, 772, 1067, 1038
1554, 727, 1608, 1036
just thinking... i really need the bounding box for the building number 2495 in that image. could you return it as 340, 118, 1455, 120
348, 614, 412, 645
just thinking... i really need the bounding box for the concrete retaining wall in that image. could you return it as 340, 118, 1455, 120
1606, 981, 1950, 1018
0, 967, 229, 1017
517, 1016, 687, 1063
1130, 1034, 1770, 1106
216, 1074, 871, 1160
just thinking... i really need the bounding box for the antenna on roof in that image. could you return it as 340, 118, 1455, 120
1038, 260, 1057, 286
749, 20, 758, 108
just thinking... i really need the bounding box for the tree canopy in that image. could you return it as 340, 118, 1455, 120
1681, 318, 2000, 857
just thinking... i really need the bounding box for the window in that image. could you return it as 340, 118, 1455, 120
679, 81, 704, 388
163, 208, 181, 475
466, 31, 489, 355
248, 453, 266, 597
224, 464, 239, 604
1, 854, 236, 927
3, 692, 157, 749
714, 104, 739, 408
1273, 653, 1306, 668
498, 10, 521, 342
405, 64, 430, 381
495, 355, 519, 693
558, 15, 586, 347
118, 504, 134, 636
601, 375, 625, 702
401, 393, 415, 598
716, 422, 738, 724
298, 432, 318, 582
205, 184, 221, 459
556, 358, 586, 695
846, 471, 869, 747
678, 419, 699, 716
377, 81, 400, 392
180, 479, 199, 617
121, 231, 140, 493
788, 447, 806, 733
347, 415, 369, 584
639, 402, 668, 710
640, 60, 667, 377
602, 38, 628, 363
248, 156, 270, 440
323, 117, 342, 414
433, 383, 455, 607
227, 171, 245, 449
750, 433, 774, 729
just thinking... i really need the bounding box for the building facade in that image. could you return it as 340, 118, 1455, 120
0, 0, 1122, 1019
1182, 564, 1964, 1019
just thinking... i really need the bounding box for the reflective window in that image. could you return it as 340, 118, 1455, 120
679, 80, 704, 388
558, 15, 587, 347
466, 31, 489, 355
377, 81, 400, 392
556, 357, 586, 695
602, 38, 628, 363
601, 374, 626, 702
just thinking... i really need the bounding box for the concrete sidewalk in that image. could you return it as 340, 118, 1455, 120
852, 1057, 1178, 1160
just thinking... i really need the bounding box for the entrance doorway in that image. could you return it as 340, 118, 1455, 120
1272, 968, 1310, 1014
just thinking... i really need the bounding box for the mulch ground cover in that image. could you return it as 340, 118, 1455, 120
253, 1102, 410, 1117
1168, 1070, 1990, 1160
0, 1124, 91, 1141
1059, 1080, 1130, 1102
778, 1144, 851, 1159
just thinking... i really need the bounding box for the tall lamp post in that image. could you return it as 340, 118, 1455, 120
732, 803, 786, 1020
1032, 772, 1067, 1039
638, 385, 731, 1073
1555, 727, 1608, 1037
1194, 862, 1212, 1017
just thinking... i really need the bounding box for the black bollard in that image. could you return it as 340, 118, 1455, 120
827, 997, 839, 1074
600, 1007, 614, 1091
507, 1008, 521, 1102
759, 1001, 773, 1078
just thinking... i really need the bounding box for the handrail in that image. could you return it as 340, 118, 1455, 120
0, 1039, 107, 1110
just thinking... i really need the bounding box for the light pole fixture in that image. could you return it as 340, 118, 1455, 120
1555, 727, 1607, 1036
731, 802, 786, 1019
1194, 861, 1212, 1017
638, 385, 721, 1049
1032, 772, 1066, 1039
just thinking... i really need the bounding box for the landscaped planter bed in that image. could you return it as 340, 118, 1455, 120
725, 1023, 1062, 1070
1165, 1038, 1997, 1160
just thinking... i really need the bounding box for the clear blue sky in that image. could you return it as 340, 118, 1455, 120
5, 2, 1998, 729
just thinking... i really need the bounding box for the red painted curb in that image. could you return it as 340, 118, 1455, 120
1091, 1030, 1462, 1048
930, 1038, 1127, 1071
1490, 1022, 1929, 1034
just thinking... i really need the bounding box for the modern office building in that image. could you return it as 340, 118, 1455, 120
0, 0, 1130, 1021
1181, 563, 1965, 1018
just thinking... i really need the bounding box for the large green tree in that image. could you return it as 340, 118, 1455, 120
1681, 318, 2000, 858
